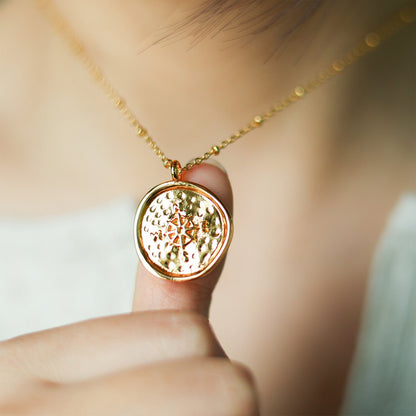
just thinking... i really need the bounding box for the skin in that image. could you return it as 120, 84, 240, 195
0, 0, 415, 414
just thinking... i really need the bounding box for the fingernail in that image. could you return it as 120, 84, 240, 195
199, 159, 228, 175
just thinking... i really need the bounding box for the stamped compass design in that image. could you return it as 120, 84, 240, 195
134, 181, 233, 281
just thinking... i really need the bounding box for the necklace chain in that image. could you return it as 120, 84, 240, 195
35, 0, 416, 174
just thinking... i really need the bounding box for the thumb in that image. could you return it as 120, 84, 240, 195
132, 162, 233, 318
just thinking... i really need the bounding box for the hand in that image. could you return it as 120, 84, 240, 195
0, 163, 259, 416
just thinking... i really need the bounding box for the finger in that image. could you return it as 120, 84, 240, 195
33, 359, 258, 416
1, 311, 225, 383
133, 162, 233, 318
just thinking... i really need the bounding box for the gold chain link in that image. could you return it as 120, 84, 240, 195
34, 0, 416, 173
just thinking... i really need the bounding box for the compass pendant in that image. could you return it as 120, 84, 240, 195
134, 177, 233, 282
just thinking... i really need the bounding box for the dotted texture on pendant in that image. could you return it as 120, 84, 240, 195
135, 182, 232, 280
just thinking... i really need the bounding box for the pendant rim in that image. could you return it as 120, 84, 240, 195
134, 180, 233, 282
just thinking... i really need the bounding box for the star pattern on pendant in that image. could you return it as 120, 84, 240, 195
166, 206, 199, 249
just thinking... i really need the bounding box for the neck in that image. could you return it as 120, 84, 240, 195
50, 0, 406, 73
48, 0, 404, 115
38, 0, 409, 177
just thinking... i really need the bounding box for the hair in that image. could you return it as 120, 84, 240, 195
148, 0, 327, 56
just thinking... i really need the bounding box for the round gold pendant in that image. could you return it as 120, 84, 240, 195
134, 181, 233, 281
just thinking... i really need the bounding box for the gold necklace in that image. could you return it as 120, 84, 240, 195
35, 0, 416, 282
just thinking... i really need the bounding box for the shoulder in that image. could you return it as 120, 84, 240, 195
0, 1, 48, 151
0, 2, 47, 116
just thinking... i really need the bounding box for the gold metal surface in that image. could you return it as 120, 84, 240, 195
35, 0, 416, 174
170, 160, 182, 182
134, 181, 233, 281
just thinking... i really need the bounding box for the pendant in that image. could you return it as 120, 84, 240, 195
134, 161, 233, 281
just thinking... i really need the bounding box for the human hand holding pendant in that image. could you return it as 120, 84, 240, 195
0, 163, 258, 415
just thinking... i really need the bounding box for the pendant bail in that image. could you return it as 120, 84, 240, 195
170, 160, 182, 182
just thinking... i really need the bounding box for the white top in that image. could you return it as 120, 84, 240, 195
0, 197, 138, 339
341, 193, 416, 415
0, 193, 415, 414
